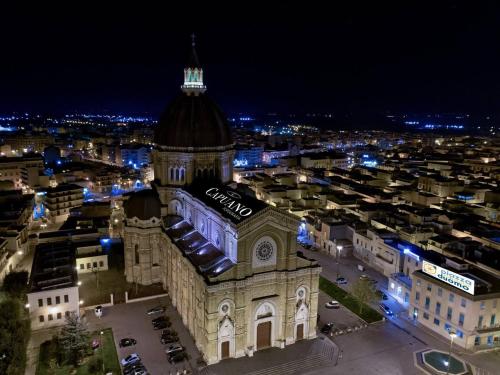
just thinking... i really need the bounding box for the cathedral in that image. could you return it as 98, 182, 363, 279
123, 38, 320, 364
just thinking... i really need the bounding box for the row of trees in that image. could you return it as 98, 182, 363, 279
0, 271, 31, 375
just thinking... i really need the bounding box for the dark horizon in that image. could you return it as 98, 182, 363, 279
1, 2, 500, 118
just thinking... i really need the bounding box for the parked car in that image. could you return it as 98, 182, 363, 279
168, 351, 188, 364
359, 274, 369, 281
336, 277, 347, 285
121, 353, 140, 366
119, 338, 137, 347
161, 329, 177, 336
152, 316, 168, 324
147, 305, 166, 315
321, 322, 334, 334
325, 300, 340, 309
154, 321, 171, 330
165, 344, 184, 355
124, 364, 146, 375
379, 303, 393, 316
161, 335, 179, 344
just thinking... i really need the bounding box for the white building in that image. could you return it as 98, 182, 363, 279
27, 241, 80, 330
409, 257, 500, 351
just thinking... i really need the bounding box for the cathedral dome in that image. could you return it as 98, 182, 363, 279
124, 189, 161, 220
154, 93, 232, 149
154, 35, 232, 149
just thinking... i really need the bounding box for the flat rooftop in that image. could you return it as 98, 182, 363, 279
29, 241, 77, 293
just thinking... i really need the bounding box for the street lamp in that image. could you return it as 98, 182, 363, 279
100, 331, 105, 373
445, 330, 456, 375
336, 245, 343, 279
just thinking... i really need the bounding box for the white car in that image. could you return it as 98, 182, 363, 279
94, 305, 103, 318
165, 344, 184, 355
325, 300, 340, 309
121, 353, 140, 366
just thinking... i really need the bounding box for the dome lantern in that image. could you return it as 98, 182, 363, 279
181, 34, 206, 96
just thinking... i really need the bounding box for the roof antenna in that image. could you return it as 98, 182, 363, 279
191, 33, 196, 47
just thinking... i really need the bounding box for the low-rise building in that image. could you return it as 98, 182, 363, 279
27, 241, 80, 330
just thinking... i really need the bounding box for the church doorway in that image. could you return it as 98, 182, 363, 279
220, 341, 230, 359
256, 321, 272, 350
296, 323, 304, 340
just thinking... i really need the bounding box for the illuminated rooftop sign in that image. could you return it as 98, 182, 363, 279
189, 185, 268, 224
422, 260, 475, 295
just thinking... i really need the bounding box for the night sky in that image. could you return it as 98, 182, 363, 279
1, 2, 500, 117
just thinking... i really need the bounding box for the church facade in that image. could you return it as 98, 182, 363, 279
123, 39, 320, 365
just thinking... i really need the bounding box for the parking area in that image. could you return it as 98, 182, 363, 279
84, 296, 201, 375
317, 291, 365, 335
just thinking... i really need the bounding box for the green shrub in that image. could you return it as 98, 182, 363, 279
87, 356, 103, 373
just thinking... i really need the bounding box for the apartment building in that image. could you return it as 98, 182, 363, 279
410, 258, 500, 350
27, 241, 80, 330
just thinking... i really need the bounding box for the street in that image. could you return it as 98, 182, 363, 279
301, 246, 500, 375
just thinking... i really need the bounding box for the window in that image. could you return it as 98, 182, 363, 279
449, 293, 454, 303
48, 314, 53, 321
65, 311, 70, 317
55, 296, 60, 304
456, 330, 463, 339
47, 297, 52, 306
444, 323, 451, 332
99, 261, 104, 267
438, 288, 442, 297
64, 295, 69, 303
425, 297, 430, 310
80, 264, 84, 270
427, 284, 432, 292
57, 312, 62, 320
478, 316, 483, 328
461, 298, 466, 308
490, 314, 496, 327
433, 318, 440, 326
93, 262, 97, 268
39, 315, 44, 323
447, 307, 453, 321
480, 301, 485, 310
474, 336, 481, 346
417, 280, 421, 287
38, 299, 43, 307
87, 263, 91, 269
435, 302, 441, 315
423, 312, 429, 320
415, 291, 420, 302
459, 313, 465, 327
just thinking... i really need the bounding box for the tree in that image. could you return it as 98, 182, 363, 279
351, 278, 378, 315
59, 312, 90, 366
2, 271, 29, 298
0, 298, 30, 375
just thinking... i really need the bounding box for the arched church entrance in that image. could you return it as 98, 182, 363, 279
256, 321, 272, 350
254, 302, 276, 351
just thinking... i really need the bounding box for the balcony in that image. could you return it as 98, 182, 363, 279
475, 324, 500, 333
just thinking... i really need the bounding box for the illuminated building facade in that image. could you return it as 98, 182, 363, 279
123, 39, 320, 364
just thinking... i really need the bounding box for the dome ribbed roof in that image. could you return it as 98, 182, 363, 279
124, 189, 161, 220
154, 93, 233, 149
